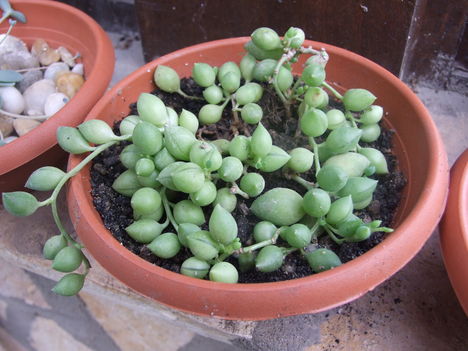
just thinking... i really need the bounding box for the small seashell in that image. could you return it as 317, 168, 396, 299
44, 62, 69, 81
17, 70, 43, 93
57, 46, 76, 67
23, 79, 56, 116
13, 118, 41, 136
55, 72, 84, 99
71, 63, 84, 76
0, 86, 25, 114
39, 48, 60, 66
0, 115, 14, 137
44, 92, 69, 116
31, 39, 49, 57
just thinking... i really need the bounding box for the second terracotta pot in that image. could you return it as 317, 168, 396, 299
68, 38, 449, 320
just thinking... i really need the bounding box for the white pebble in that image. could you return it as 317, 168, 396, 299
44, 92, 69, 116
13, 118, 41, 136
71, 63, 84, 76
23, 79, 56, 116
0, 86, 25, 114
44, 62, 69, 81
2, 135, 18, 143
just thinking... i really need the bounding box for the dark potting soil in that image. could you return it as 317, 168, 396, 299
90, 78, 406, 283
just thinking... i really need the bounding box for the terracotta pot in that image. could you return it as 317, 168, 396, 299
440, 149, 468, 316
68, 38, 449, 320
0, 0, 114, 193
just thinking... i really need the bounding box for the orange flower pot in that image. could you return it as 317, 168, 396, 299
0, 0, 114, 193
68, 38, 449, 320
440, 149, 468, 316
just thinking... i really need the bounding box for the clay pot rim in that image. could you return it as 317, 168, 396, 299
0, 0, 115, 175
70, 37, 448, 292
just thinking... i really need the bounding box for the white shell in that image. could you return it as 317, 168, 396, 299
44, 92, 69, 116
13, 119, 41, 136
44, 62, 69, 81
71, 63, 84, 76
0, 86, 25, 114
23, 79, 56, 116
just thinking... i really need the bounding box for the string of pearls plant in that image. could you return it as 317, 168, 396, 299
2, 26, 393, 295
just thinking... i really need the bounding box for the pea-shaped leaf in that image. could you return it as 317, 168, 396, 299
300, 108, 328, 137
255, 245, 283, 272
192, 63, 216, 88
218, 156, 243, 182
240, 53, 256, 82
236, 82, 264, 106
326, 109, 346, 130
240, 172, 265, 197
57, 126, 95, 154
305, 248, 341, 273
198, 104, 224, 125
187, 230, 219, 261
190, 141, 222, 171
10, 10, 27, 23
166, 107, 179, 127
171, 162, 205, 193
241, 103, 263, 124
137, 93, 166, 127
326, 196, 353, 226
347, 225, 372, 242
244, 40, 283, 60
190, 180, 217, 206
213, 187, 237, 212
323, 152, 371, 177
238, 252, 256, 273
251, 27, 282, 50
257, 145, 291, 172
112, 169, 141, 196
304, 87, 329, 109
360, 105, 383, 124
156, 162, 184, 190
154, 65, 180, 93
209, 262, 239, 283
277, 66, 294, 92
154, 148, 176, 171
180, 257, 211, 279
137, 169, 161, 190
217, 61, 240, 80
173, 200, 205, 226
343, 89, 376, 111
351, 194, 373, 210
147, 233, 181, 258
287, 147, 314, 173
119, 114, 140, 137
52, 273, 85, 296
358, 148, 389, 174
203, 85, 224, 105
284, 223, 312, 248
25, 166, 65, 191
229, 135, 251, 161
126, 218, 164, 243
209, 204, 238, 245
337, 177, 378, 203
2, 191, 39, 217
178, 109, 199, 134
284, 27, 305, 48
135, 158, 155, 177
360, 123, 381, 143
303, 188, 331, 217
177, 223, 201, 247
78, 120, 118, 145
164, 126, 196, 161
251, 188, 305, 226
132, 121, 163, 156
325, 126, 362, 154
52, 246, 83, 272
131, 187, 162, 216
336, 215, 364, 237
220, 71, 241, 93
253, 221, 277, 243
250, 123, 272, 158
316, 164, 348, 192
120, 144, 141, 169
252, 59, 276, 82
212, 139, 230, 155
43, 235, 67, 260
302, 64, 326, 87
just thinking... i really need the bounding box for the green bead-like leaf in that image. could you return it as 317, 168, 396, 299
164, 126, 196, 161
277, 66, 294, 92
287, 147, 314, 173
119, 114, 140, 137
192, 63, 216, 88
112, 169, 141, 196
343, 89, 376, 111
300, 108, 328, 137
358, 147, 389, 174
131, 187, 162, 216
323, 152, 371, 177
25, 166, 65, 191
212, 139, 230, 155
78, 120, 119, 144
178, 109, 199, 134
171, 162, 205, 193
325, 126, 362, 154
190, 180, 217, 207
252, 59, 276, 82
303, 188, 331, 217
283, 223, 312, 248
238, 252, 256, 273
316, 164, 348, 192
156, 162, 184, 190
132, 121, 163, 156
180, 257, 210, 279
284, 27, 305, 48
147, 233, 181, 259
209, 262, 239, 283
347, 226, 372, 242
177, 223, 201, 247
220, 71, 241, 93
187, 230, 219, 261
154, 148, 176, 171
135, 158, 155, 177
241, 103, 263, 124
10, 10, 26, 23
2, 191, 39, 217
244, 40, 283, 60
235, 82, 263, 106
255, 245, 283, 272
209, 204, 238, 245
240, 53, 256, 82
52, 246, 82, 273
305, 248, 341, 273
251, 27, 282, 50
213, 188, 237, 212
166, 107, 179, 127
240, 173, 265, 197
251, 188, 305, 226
360, 105, 383, 124
218, 156, 243, 182
337, 177, 378, 203
173, 200, 205, 226
326, 109, 346, 130
57, 126, 95, 154
43, 235, 67, 260
189, 141, 223, 171
126, 218, 164, 243
228, 135, 251, 161
52, 273, 84, 296
137, 93, 167, 127
360, 123, 381, 143
203, 85, 223, 105
198, 104, 224, 125
304, 87, 329, 109
326, 196, 353, 226
302, 64, 326, 87
250, 123, 272, 158
120, 144, 141, 169
217, 61, 240, 81
253, 221, 277, 243
257, 145, 291, 172
154, 65, 180, 93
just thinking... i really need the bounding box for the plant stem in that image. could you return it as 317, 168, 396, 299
230, 182, 249, 199
0, 19, 16, 46
239, 228, 281, 254
323, 225, 344, 244
291, 175, 315, 190
161, 188, 178, 232
177, 89, 203, 101
321, 81, 343, 100
308, 137, 321, 176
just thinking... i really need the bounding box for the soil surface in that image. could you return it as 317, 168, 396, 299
90, 78, 406, 283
